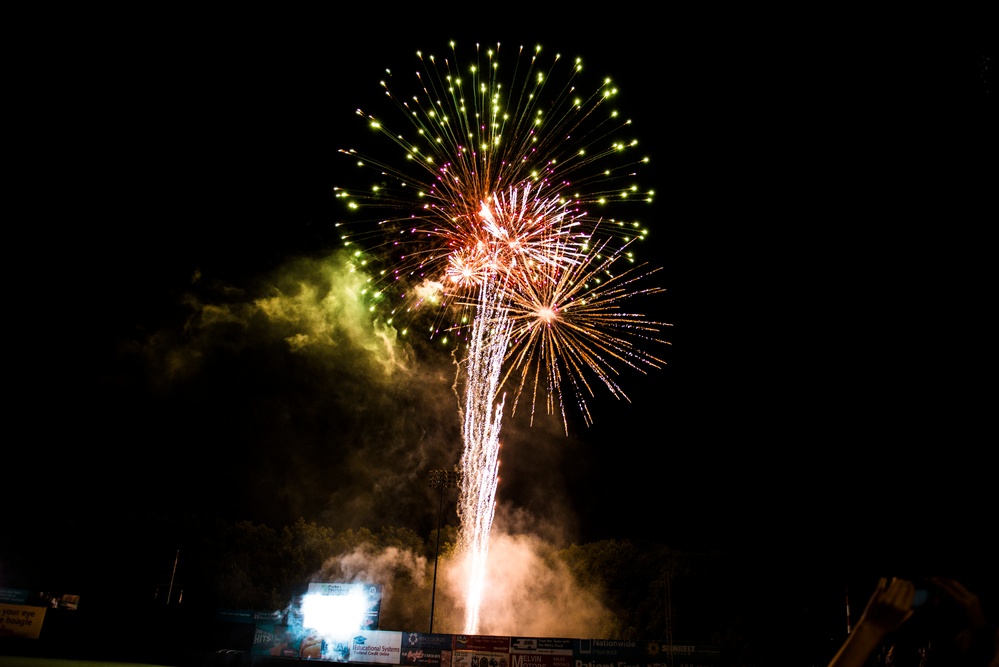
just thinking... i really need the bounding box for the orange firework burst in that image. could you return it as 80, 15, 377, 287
499, 235, 669, 431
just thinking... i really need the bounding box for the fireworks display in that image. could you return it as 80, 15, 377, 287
334, 42, 670, 634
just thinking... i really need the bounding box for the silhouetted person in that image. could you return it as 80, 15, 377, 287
826, 576, 997, 667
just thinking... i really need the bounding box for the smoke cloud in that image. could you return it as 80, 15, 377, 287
105, 243, 621, 636
304, 528, 618, 639
444, 530, 618, 638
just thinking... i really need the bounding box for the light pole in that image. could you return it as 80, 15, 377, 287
167, 549, 179, 604
428, 469, 462, 633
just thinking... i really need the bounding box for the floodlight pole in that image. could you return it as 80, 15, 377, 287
428, 469, 461, 633
167, 549, 179, 605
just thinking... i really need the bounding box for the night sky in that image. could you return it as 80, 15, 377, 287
7, 10, 995, 617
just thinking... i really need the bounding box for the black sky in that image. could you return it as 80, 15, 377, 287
8, 11, 996, 602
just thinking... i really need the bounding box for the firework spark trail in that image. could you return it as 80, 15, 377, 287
455, 277, 513, 634
499, 235, 669, 431
334, 42, 666, 634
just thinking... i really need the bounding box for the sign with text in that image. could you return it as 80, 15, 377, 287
511, 636, 574, 667
0, 589, 29, 605
349, 629, 403, 664
209, 603, 723, 667
400, 632, 454, 667
574, 639, 721, 667
454, 635, 512, 652
453, 635, 511, 667
511, 637, 573, 655
511, 652, 573, 667
0, 603, 46, 639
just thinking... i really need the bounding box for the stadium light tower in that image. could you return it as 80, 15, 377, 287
428, 469, 462, 633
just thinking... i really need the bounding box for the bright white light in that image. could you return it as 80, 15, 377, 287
301, 588, 371, 636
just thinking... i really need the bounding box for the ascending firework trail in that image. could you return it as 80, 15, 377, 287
334, 42, 670, 633
455, 276, 513, 634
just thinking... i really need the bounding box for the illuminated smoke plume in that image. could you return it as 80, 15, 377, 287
132, 252, 463, 533
444, 530, 619, 638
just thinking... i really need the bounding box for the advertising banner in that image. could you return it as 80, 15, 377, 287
0, 588, 29, 605
252, 619, 297, 658
288, 628, 404, 663
639, 640, 721, 667
400, 632, 454, 667
454, 635, 512, 652
215, 608, 255, 624
511, 638, 573, 654
574, 639, 720, 667
580, 639, 642, 658
453, 635, 512, 667
511, 637, 574, 667
0, 603, 47, 639
17, 591, 80, 610
511, 652, 573, 667
349, 629, 403, 664
211, 600, 722, 667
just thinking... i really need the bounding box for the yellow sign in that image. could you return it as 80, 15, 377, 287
0, 603, 46, 639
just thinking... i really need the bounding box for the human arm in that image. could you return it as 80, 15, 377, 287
826, 577, 916, 667
930, 576, 986, 629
